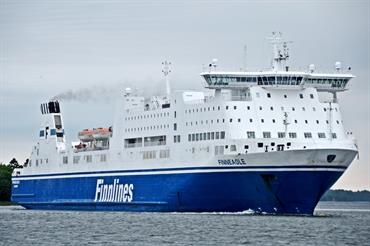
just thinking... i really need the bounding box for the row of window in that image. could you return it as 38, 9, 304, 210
125, 112, 170, 121
188, 131, 226, 142
204, 75, 348, 89
124, 135, 167, 148
30, 158, 48, 167
247, 131, 337, 139
125, 124, 170, 133
186, 118, 341, 126
185, 105, 338, 114
142, 149, 170, 160
305, 78, 348, 88
62, 154, 107, 165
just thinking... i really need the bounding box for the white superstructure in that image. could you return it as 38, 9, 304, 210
23, 32, 356, 172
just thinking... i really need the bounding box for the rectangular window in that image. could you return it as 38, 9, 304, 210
100, 154, 107, 162
247, 131, 255, 139
216, 132, 220, 139
73, 156, 80, 164
143, 150, 157, 159
63, 156, 68, 164
188, 134, 191, 141
230, 145, 237, 152
332, 133, 337, 139
263, 132, 271, 138
144, 135, 166, 147
196, 133, 199, 141
220, 131, 225, 139
289, 132, 297, 138
214, 146, 224, 155
318, 133, 326, 138
85, 155, 92, 163
200, 133, 203, 141
39, 130, 45, 137
211, 132, 215, 140
304, 132, 312, 138
192, 134, 195, 141
159, 149, 170, 159
125, 137, 143, 148
174, 123, 177, 131
207, 132, 211, 140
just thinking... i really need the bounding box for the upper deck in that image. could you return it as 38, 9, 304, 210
200, 70, 354, 92
201, 32, 354, 92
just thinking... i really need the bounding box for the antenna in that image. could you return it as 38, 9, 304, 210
267, 32, 292, 71
162, 61, 171, 96
283, 112, 290, 138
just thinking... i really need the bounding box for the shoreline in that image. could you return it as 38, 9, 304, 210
0, 201, 15, 206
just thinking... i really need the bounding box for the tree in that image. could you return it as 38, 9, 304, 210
0, 158, 23, 202
0, 164, 13, 201
9, 158, 22, 169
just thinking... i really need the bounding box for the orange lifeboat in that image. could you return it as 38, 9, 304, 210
78, 129, 94, 142
92, 127, 112, 140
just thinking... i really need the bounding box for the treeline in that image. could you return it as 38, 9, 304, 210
320, 189, 370, 202
0, 158, 23, 201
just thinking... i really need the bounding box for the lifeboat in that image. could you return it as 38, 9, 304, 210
78, 129, 94, 142
92, 127, 112, 140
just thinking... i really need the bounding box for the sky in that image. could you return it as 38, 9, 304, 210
0, 0, 369, 190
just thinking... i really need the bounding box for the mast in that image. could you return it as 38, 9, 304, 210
267, 32, 291, 72
162, 61, 171, 96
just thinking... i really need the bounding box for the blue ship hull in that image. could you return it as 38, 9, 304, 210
12, 166, 344, 215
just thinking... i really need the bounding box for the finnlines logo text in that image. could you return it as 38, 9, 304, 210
94, 179, 134, 202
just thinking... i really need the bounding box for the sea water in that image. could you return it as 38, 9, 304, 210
0, 202, 369, 246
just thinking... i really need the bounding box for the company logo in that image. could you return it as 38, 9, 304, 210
94, 179, 134, 203
218, 159, 247, 166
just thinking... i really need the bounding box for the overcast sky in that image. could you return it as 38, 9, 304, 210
0, 0, 369, 190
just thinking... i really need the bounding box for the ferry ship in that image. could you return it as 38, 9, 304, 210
11, 33, 358, 215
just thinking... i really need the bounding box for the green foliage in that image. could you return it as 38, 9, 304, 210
0, 158, 23, 202
0, 164, 13, 201
9, 158, 22, 169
